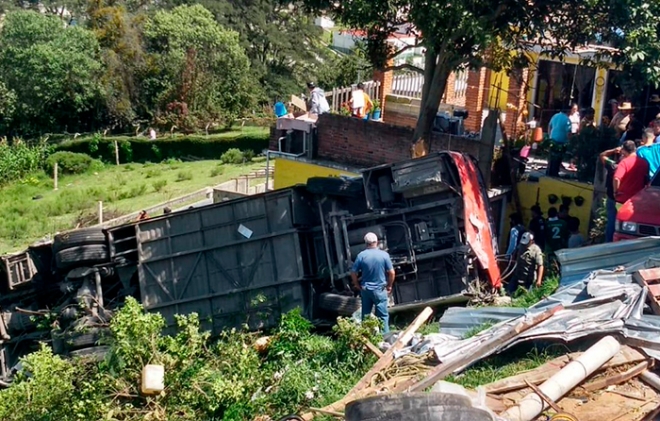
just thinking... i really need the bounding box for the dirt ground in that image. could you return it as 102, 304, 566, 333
499, 379, 659, 421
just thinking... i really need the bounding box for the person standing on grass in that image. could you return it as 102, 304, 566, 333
528, 205, 546, 252
350, 232, 395, 334
507, 232, 544, 296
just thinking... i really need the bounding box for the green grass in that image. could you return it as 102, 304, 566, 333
0, 159, 266, 254
447, 345, 564, 389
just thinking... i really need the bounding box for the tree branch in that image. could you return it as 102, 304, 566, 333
387, 42, 425, 60
381, 63, 424, 74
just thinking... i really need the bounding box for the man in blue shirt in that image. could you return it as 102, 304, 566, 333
637, 130, 660, 179
350, 232, 396, 333
547, 106, 572, 177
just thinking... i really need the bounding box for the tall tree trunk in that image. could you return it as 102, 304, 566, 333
411, 53, 452, 158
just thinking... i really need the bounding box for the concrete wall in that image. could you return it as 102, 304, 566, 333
502, 176, 595, 247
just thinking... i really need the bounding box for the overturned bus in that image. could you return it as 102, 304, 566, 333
0, 151, 500, 385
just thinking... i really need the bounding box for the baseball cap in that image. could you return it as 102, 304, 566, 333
520, 232, 533, 245
364, 232, 378, 244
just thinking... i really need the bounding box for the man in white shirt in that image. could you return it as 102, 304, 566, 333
306, 82, 330, 115
569, 103, 580, 134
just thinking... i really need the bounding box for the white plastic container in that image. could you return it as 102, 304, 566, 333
141, 364, 165, 395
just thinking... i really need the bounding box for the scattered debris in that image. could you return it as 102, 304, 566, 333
313, 240, 660, 421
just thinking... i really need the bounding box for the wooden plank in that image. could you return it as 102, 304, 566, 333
483, 346, 647, 394
392, 305, 564, 393
364, 341, 384, 358
649, 284, 660, 298
633, 271, 660, 316
582, 361, 649, 392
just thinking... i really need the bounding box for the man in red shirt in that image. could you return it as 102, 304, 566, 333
614, 140, 649, 204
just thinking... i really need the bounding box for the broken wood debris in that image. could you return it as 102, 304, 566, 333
299, 299, 660, 421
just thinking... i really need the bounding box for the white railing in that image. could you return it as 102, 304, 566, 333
392, 73, 423, 98
454, 69, 468, 98
324, 80, 381, 112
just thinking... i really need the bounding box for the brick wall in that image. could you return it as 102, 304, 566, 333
315, 113, 485, 169
464, 68, 490, 132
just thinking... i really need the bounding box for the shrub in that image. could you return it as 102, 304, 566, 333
176, 170, 193, 182
221, 148, 244, 164
0, 141, 53, 185
210, 165, 225, 177
152, 179, 168, 192
45, 151, 99, 175
55, 130, 269, 163
145, 168, 162, 178
243, 149, 255, 162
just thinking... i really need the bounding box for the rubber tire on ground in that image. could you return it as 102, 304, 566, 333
55, 244, 109, 271
318, 292, 361, 316
68, 346, 110, 361
345, 393, 494, 421
53, 228, 107, 254
305, 177, 363, 198
63, 328, 108, 351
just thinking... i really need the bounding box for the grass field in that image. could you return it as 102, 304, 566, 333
0, 159, 266, 254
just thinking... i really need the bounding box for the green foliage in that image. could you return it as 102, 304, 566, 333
0, 300, 377, 421
210, 0, 327, 103
45, 151, 100, 175
56, 131, 269, 163
568, 125, 619, 183
152, 178, 168, 192
242, 149, 255, 162
175, 170, 193, 182
220, 147, 245, 164
144, 5, 253, 127
0, 11, 105, 136
316, 47, 371, 90
510, 275, 560, 308
590, 197, 608, 244
210, 164, 225, 177
0, 140, 52, 185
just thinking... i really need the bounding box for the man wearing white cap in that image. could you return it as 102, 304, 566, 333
506, 232, 544, 296
350, 232, 395, 333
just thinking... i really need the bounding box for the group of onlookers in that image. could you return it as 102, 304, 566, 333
504, 203, 585, 295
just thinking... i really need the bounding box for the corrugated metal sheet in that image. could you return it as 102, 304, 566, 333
434, 253, 660, 372
556, 237, 660, 285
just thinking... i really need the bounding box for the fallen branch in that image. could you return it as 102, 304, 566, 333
393, 305, 564, 393
363, 341, 383, 358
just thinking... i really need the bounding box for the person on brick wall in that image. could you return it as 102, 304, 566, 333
306, 82, 330, 115
349, 82, 373, 118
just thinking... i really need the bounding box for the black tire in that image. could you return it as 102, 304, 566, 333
345, 393, 492, 421
318, 292, 361, 316
53, 228, 106, 253
68, 346, 110, 361
55, 245, 109, 271
64, 328, 108, 351
306, 177, 364, 198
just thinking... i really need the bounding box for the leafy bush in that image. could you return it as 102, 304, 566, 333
210, 165, 224, 177
45, 151, 100, 175
152, 179, 168, 192
221, 148, 244, 164
56, 131, 269, 163
568, 125, 619, 182
243, 149, 255, 162
0, 299, 378, 421
0, 140, 53, 185
176, 170, 193, 182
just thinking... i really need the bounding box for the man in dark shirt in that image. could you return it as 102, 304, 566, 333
600, 147, 620, 242
546, 207, 568, 255
508, 232, 544, 296
528, 205, 546, 251
558, 204, 570, 222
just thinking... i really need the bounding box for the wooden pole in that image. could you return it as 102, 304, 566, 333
98, 201, 103, 224
53, 162, 58, 191
114, 140, 120, 165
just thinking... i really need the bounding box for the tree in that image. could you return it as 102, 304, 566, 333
317, 47, 371, 90
166, 0, 327, 103
143, 4, 252, 128
0, 11, 105, 135
298, 0, 660, 156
